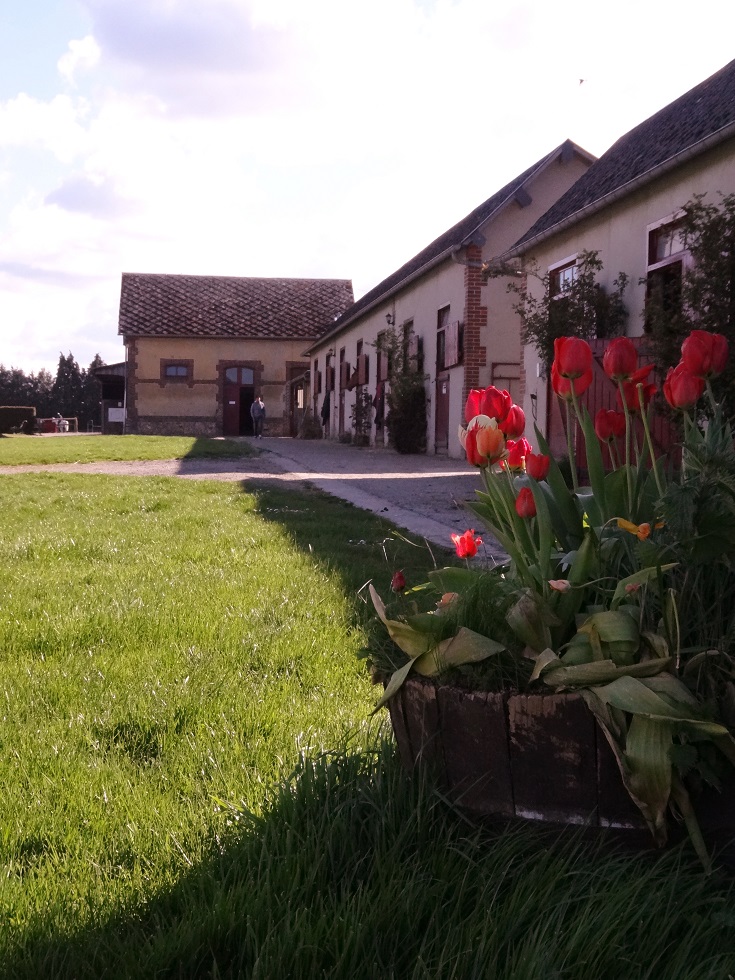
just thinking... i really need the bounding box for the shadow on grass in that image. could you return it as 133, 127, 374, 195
182, 437, 258, 460
5, 737, 735, 980
239, 478, 455, 648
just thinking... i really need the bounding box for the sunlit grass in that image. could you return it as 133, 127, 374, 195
0, 434, 256, 465
0, 473, 418, 969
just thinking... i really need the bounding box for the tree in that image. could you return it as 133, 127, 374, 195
80, 354, 105, 430
51, 352, 84, 420
374, 325, 428, 454
496, 250, 629, 375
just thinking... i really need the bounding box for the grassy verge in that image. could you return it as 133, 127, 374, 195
1, 472, 733, 978
0, 434, 256, 465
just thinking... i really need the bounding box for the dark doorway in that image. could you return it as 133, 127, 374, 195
223, 365, 257, 436
239, 386, 255, 435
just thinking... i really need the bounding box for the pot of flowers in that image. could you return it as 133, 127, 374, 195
368, 331, 735, 869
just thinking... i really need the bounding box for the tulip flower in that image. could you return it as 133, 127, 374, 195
499, 403, 525, 438
663, 362, 705, 410
549, 579, 571, 593
475, 424, 506, 464
460, 415, 508, 467
602, 337, 638, 381
505, 437, 532, 471
681, 330, 728, 379
617, 365, 656, 412
464, 386, 512, 423
594, 409, 626, 442
553, 337, 593, 379
451, 529, 482, 559
464, 389, 484, 423
525, 452, 550, 481
551, 360, 593, 401
617, 518, 651, 541
390, 570, 406, 592
515, 487, 536, 519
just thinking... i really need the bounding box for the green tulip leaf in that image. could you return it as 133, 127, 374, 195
413, 627, 507, 676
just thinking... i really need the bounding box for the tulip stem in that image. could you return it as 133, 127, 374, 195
637, 384, 665, 499
564, 399, 579, 492
616, 380, 634, 514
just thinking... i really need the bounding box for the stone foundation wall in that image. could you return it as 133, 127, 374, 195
131, 416, 219, 437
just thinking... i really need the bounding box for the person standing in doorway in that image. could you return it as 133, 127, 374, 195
250, 396, 266, 438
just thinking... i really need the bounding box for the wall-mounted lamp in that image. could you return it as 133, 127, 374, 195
385, 313, 395, 326
326, 347, 335, 357
530, 392, 538, 422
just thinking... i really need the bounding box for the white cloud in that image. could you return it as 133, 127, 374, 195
0, 93, 88, 163
58, 35, 101, 86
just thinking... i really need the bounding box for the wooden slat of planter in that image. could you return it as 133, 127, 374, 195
386, 687, 415, 772
436, 686, 513, 816
401, 676, 445, 783
596, 728, 646, 829
509, 692, 598, 825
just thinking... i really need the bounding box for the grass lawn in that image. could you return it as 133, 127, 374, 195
0, 434, 256, 466
1, 471, 734, 978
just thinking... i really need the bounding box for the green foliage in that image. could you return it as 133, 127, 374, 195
374, 325, 428, 454
498, 249, 629, 373
350, 387, 373, 445
643, 193, 735, 396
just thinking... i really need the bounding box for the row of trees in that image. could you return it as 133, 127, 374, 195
0, 353, 106, 431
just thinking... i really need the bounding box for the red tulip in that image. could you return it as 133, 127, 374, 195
390, 570, 406, 592
681, 330, 728, 379
451, 529, 482, 559
553, 337, 593, 379
464, 389, 483, 423
480, 386, 512, 422
663, 362, 705, 410
525, 452, 550, 481
505, 437, 532, 471
594, 409, 626, 442
617, 364, 656, 412
551, 360, 593, 401
499, 403, 525, 439
602, 337, 638, 381
515, 487, 536, 519
463, 424, 485, 466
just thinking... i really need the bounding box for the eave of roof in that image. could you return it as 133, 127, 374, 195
304, 139, 595, 354
498, 59, 735, 261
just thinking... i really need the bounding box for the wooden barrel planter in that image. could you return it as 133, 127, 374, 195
386, 673, 735, 834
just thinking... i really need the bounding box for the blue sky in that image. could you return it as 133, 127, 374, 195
1, 0, 735, 374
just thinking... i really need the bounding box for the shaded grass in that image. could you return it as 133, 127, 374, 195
0, 434, 256, 465
5, 740, 735, 979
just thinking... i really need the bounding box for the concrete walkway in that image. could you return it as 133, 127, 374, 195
251, 437, 505, 559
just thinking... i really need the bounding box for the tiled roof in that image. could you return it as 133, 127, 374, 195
510, 59, 735, 253
118, 274, 354, 340
314, 140, 593, 342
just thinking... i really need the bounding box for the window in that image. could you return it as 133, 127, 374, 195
436, 307, 451, 371
224, 366, 254, 384
645, 217, 689, 332
550, 259, 578, 297
161, 359, 193, 382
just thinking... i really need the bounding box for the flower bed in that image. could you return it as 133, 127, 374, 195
370, 330, 735, 870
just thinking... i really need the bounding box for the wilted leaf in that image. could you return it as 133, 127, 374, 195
413, 627, 506, 676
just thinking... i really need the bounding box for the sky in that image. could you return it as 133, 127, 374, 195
1, 1, 735, 376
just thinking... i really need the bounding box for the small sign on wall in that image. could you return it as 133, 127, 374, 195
108, 407, 126, 422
